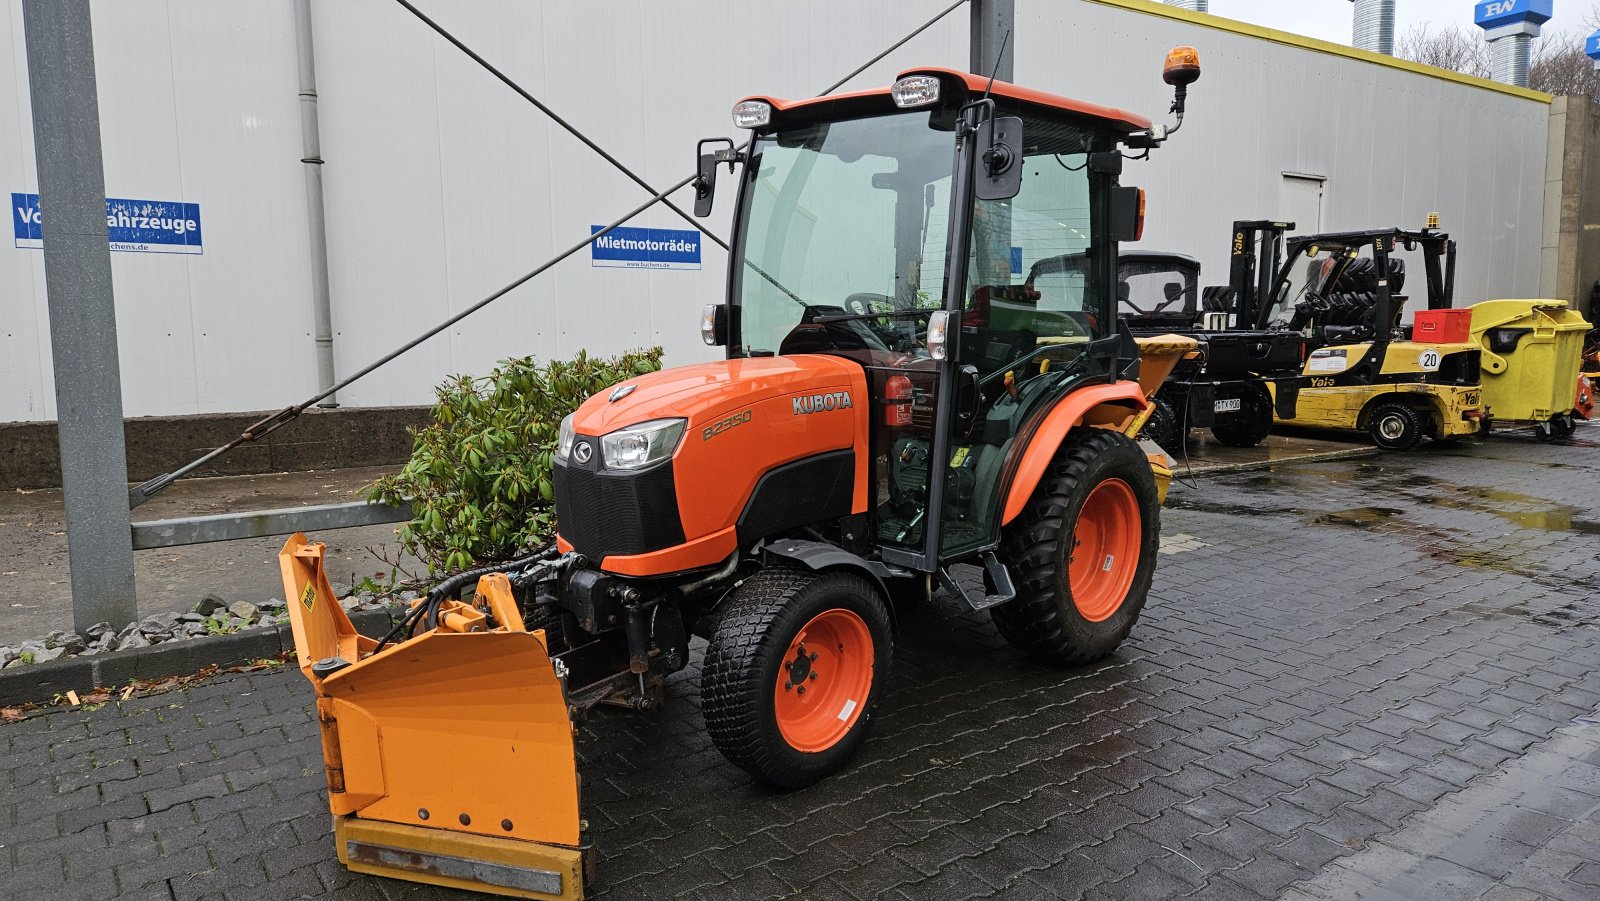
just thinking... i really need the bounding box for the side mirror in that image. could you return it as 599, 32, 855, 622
975, 116, 1023, 201
693, 138, 737, 218
700, 303, 730, 346
694, 153, 719, 217
1111, 187, 1145, 242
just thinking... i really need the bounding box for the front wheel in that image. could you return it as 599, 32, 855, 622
991, 428, 1160, 667
702, 566, 892, 788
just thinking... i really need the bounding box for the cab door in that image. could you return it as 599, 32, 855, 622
933, 118, 1119, 563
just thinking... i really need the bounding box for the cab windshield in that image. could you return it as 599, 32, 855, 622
731, 110, 952, 358
731, 108, 1111, 368
1267, 245, 1352, 328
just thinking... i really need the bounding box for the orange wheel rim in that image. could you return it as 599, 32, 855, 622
1068, 479, 1141, 622
773, 608, 875, 753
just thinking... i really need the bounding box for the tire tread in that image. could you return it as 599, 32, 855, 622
991, 428, 1158, 667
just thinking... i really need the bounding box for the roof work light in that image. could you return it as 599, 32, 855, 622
731, 100, 772, 129
891, 75, 942, 108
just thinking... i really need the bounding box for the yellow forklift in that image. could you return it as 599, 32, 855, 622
1227, 221, 1485, 450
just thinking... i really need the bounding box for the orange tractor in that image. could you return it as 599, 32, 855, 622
280, 51, 1203, 899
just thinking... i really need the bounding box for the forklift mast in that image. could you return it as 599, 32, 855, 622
1224, 219, 1292, 329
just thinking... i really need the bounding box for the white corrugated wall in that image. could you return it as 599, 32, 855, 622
0, 0, 1550, 421
1019, 1, 1548, 311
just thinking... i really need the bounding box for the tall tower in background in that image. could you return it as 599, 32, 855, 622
1475, 0, 1553, 88
1350, 0, 1397, 55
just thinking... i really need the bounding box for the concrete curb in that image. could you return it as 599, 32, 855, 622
1183, 445, 1382, 477
0, 608, 398, 706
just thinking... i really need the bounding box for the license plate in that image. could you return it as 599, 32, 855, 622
1214, 398, 1242, 413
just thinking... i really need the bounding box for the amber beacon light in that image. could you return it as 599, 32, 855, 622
1163, 46, 1202, 87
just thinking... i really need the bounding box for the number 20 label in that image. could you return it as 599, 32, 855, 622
1418, 350, 1441, 372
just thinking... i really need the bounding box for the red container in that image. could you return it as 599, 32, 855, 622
1412, 308, 1473, 345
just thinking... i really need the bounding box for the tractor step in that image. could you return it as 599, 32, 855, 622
936, 554, 1016, 612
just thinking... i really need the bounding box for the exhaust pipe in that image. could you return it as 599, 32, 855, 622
1350, 0, 1395, 56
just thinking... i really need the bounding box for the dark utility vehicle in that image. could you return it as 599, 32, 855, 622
1116, 232, 1305, 449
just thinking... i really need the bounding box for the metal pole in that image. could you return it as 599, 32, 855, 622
294, 0, 338, 406
970, 0, 1013, 80
22, 0, 138, 632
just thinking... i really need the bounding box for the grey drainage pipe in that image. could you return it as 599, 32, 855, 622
294, 0, 338, 406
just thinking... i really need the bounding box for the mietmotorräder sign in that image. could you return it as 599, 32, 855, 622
12, 192, 204, 255
590, 225, 701, 270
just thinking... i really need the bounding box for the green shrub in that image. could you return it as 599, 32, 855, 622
367, 348, 665, 572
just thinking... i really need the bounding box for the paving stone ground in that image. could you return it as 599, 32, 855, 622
3, 428, 1599, 901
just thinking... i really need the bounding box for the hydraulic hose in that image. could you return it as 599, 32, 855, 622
372, 543, 559, 652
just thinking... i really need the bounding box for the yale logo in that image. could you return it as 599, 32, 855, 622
793, 392, 854, 415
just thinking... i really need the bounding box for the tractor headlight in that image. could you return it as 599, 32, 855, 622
602, 418, 686, 470
555, 414, 576, 463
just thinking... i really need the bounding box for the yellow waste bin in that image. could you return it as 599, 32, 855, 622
1468, 299, 1588, 435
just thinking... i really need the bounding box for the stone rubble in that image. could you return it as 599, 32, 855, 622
0, 586, 410, 669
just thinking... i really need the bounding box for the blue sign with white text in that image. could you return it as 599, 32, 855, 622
1587, 29, 1600, 60
13, 192, 203, 255
1475, 0, 1553, 28
590, 225, 701, 270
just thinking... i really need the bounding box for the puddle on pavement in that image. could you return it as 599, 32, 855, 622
1402, 487, 1592, 534
1278, 468, 1600, 536
1311, 507, 1406, 528
1163, 496, 1309, 517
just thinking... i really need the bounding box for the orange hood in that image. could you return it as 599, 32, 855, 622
569, 354, 863, 437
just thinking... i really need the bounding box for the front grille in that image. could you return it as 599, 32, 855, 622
553, 455, 684, 561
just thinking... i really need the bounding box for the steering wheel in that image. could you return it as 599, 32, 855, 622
844, 292, 892, 317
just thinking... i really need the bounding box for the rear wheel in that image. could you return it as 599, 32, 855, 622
1368, 402, 1424, 451
991, 428, 1159, 667
702, 566, 891, 788
1209, 384, 1274, 448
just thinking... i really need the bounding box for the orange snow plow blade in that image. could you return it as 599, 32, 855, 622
279, 533, 588, 899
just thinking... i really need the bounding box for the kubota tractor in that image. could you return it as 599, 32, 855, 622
280, 51, 1203, 899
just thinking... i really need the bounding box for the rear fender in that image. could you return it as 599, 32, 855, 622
1355, 391, 1443, 431
1001, 382, 1148, 526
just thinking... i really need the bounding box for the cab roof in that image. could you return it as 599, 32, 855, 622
738, 66, 1152, 133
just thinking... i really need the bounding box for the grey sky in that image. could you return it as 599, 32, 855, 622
1207, 0, 1591, 44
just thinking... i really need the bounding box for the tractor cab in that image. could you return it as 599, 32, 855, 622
701, 67, 1171, 571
